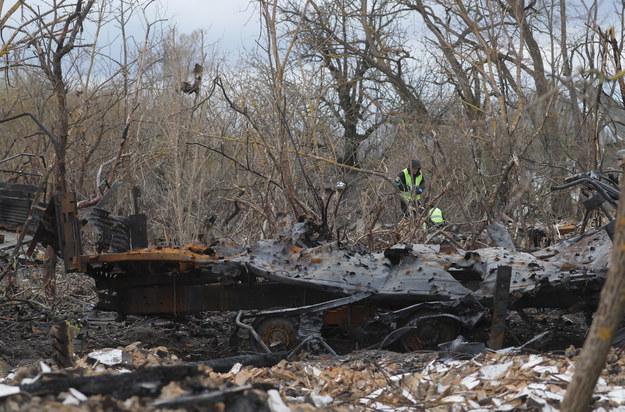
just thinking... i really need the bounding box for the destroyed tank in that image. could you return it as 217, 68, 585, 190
2, 170, 615, 353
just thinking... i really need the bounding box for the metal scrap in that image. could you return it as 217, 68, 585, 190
552, 170, 619, 237
240, 231, 607, 309
0, 182, 44, 231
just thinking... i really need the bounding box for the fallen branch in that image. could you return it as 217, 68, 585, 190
153, 384, 253, 409
0, 298, 49, 313
196, 351, 287, 372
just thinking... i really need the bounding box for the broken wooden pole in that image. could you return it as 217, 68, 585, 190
50, 322, 75, 368
488, 265, 512, 350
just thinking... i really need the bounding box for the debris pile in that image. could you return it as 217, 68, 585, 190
2, 340, 625, 411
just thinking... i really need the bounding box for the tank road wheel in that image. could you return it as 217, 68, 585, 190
252, 317, 298, 352
400, 313, 458, 352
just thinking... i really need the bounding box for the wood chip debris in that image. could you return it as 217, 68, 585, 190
1, 342, 625, 410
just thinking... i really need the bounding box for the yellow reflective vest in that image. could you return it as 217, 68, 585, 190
400, 168, 423, 202
422, 207, 445, 230
430, 207, 444, 223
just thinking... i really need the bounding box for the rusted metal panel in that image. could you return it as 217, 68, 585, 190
82, 248, 224, 264
324, 305, 377, 326
55, 193, 82, 271
94, 282, 339, 314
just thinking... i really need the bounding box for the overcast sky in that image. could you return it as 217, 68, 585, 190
160, 0, 259, 51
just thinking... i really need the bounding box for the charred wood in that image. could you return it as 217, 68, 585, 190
49, 322, 75, 368
488, 266, 512, 350
152, 384, 270, 410
19, 364, 201, 399
196, 351, 288, 373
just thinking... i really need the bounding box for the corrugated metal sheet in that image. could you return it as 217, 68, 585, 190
0, 182, 41, 230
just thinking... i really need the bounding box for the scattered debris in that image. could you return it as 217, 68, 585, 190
551, 170, 618, 238
2, 340, 625, 411
86, 349, 132, 367
438, 336, 486, 360
197, 352, 288, 373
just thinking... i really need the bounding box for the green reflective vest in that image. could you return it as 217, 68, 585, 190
400, 168, 423, 202
430, 207, 444, 223
422, 207, 444, 230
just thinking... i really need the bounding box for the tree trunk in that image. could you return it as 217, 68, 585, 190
561, 177, 625, 411
43, 245, 57, 298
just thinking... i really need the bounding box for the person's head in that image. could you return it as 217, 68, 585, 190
616, 150, 625, 169
410, 159, 421, 174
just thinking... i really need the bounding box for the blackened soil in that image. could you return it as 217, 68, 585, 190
78, 311, 240, 361
504, 308, 590, 351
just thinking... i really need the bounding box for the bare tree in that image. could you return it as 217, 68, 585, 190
28, 0, 96, 193
0, 0, 166, 296
280, 0, 413, 166
0, 0, 94, 296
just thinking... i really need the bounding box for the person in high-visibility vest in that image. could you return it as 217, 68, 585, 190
422, 206, 446, 230
395, 159, 425, 217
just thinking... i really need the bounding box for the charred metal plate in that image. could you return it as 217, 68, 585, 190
0, 182, 43, 231
129, 214, 148, 249
55, 193, 82, 271
241, 231, 609, 309
94, 282, 340, 314
82, 208, 130, 253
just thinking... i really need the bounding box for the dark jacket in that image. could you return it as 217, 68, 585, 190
395, 168, 424, 192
